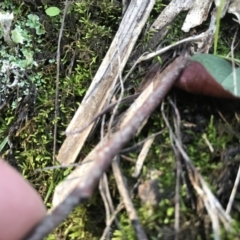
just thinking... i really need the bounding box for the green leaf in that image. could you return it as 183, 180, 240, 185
191, 54, 232, 82
167, 207, 174, 217
222, 67, 240, 96
190, 54, 240, 97
45, 7, 61, 17
26, 14, 40, 28
11, 27, 25, 44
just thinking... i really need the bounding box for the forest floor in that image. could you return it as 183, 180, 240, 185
0, 0, 240, 239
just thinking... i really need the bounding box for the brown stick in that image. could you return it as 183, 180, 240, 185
23, 56, 188, 240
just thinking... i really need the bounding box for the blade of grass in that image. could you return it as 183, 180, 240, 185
44, 179, 55, 204
0, 136, 8, 153
214, 0, 225, 55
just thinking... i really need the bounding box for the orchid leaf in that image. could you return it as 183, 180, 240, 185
222, 67, 240, 96
191, 54, 232, 82
188, 54, 240, 98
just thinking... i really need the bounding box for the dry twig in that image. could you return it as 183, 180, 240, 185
132, 137, 155, 178
53, 1, 71, 160
100, 202, 125, 240
24, 57, 188, 240
168, 97, 182, 240
99, 173, 119, 237
112, 156, 148, 240
226, 164, 240, 214
161, 101, 232, 240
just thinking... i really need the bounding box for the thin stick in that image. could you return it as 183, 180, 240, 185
169, 97, 182, 240
100, 202, 125, 240
53, 1, 71, 161
226, 164, 240, 214
132, 137, 155, 178
230, 29, 238, 96
124, 33, 206, 81
112, 156, 148, 240
120, 129, 165, 154
99, 175, 111, 229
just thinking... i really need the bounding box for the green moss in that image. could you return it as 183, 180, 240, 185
0, 0, 121, 238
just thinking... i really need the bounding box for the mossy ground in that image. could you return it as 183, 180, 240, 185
1, 0, 240, 239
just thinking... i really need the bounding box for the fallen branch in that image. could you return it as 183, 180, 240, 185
23, 56, 188, 240
57, 0, 156, 166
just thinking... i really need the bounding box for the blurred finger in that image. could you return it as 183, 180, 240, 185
0, 159, 46, 240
